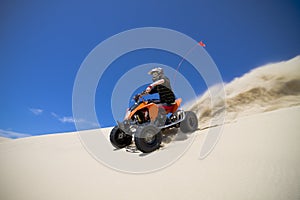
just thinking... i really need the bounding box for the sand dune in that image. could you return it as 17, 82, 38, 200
0, 137, 11, 143
0, 106, 299, 200
186, 56, 300, 128
1, 56, 300, 199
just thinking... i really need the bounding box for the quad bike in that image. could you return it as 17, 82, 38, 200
109, 91, 198, 153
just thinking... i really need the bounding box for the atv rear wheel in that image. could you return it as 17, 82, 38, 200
110, 126, 132, 149
180, 111, 198, 133
134, 125, 162, 153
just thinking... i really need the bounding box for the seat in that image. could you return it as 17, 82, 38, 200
162, 98, 182, 114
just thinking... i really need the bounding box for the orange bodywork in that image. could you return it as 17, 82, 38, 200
127, 98, 182, 122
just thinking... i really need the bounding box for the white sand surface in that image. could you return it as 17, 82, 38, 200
0, 106, 299, 200
0, 137, 11, 143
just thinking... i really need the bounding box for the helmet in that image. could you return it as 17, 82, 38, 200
148, 67, 164, 81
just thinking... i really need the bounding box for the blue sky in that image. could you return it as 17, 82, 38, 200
0, 0, 300, 138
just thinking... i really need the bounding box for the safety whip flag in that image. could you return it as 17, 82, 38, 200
198, 41, 206, 47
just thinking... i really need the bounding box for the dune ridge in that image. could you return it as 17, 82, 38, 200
185, 56, 300, 128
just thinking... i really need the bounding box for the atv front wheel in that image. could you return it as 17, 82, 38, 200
180, 111, 198, 133
134, 125, 162, 153
110, 126, 132, 149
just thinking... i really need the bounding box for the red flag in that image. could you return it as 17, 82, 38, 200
198, 41, 206, 47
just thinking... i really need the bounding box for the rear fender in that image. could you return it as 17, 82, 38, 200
171, 98, 182, 113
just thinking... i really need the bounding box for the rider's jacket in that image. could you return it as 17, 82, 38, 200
149, 76, 175, 105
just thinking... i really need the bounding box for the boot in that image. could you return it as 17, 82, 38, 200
154, 107, 167, 127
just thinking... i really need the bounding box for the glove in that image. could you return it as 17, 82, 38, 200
133, 94, 141, 102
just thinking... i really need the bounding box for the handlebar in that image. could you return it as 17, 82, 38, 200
133, 90, 147, 102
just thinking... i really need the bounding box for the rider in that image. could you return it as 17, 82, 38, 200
145, 67, 175, 104
144, 67, 176, 125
